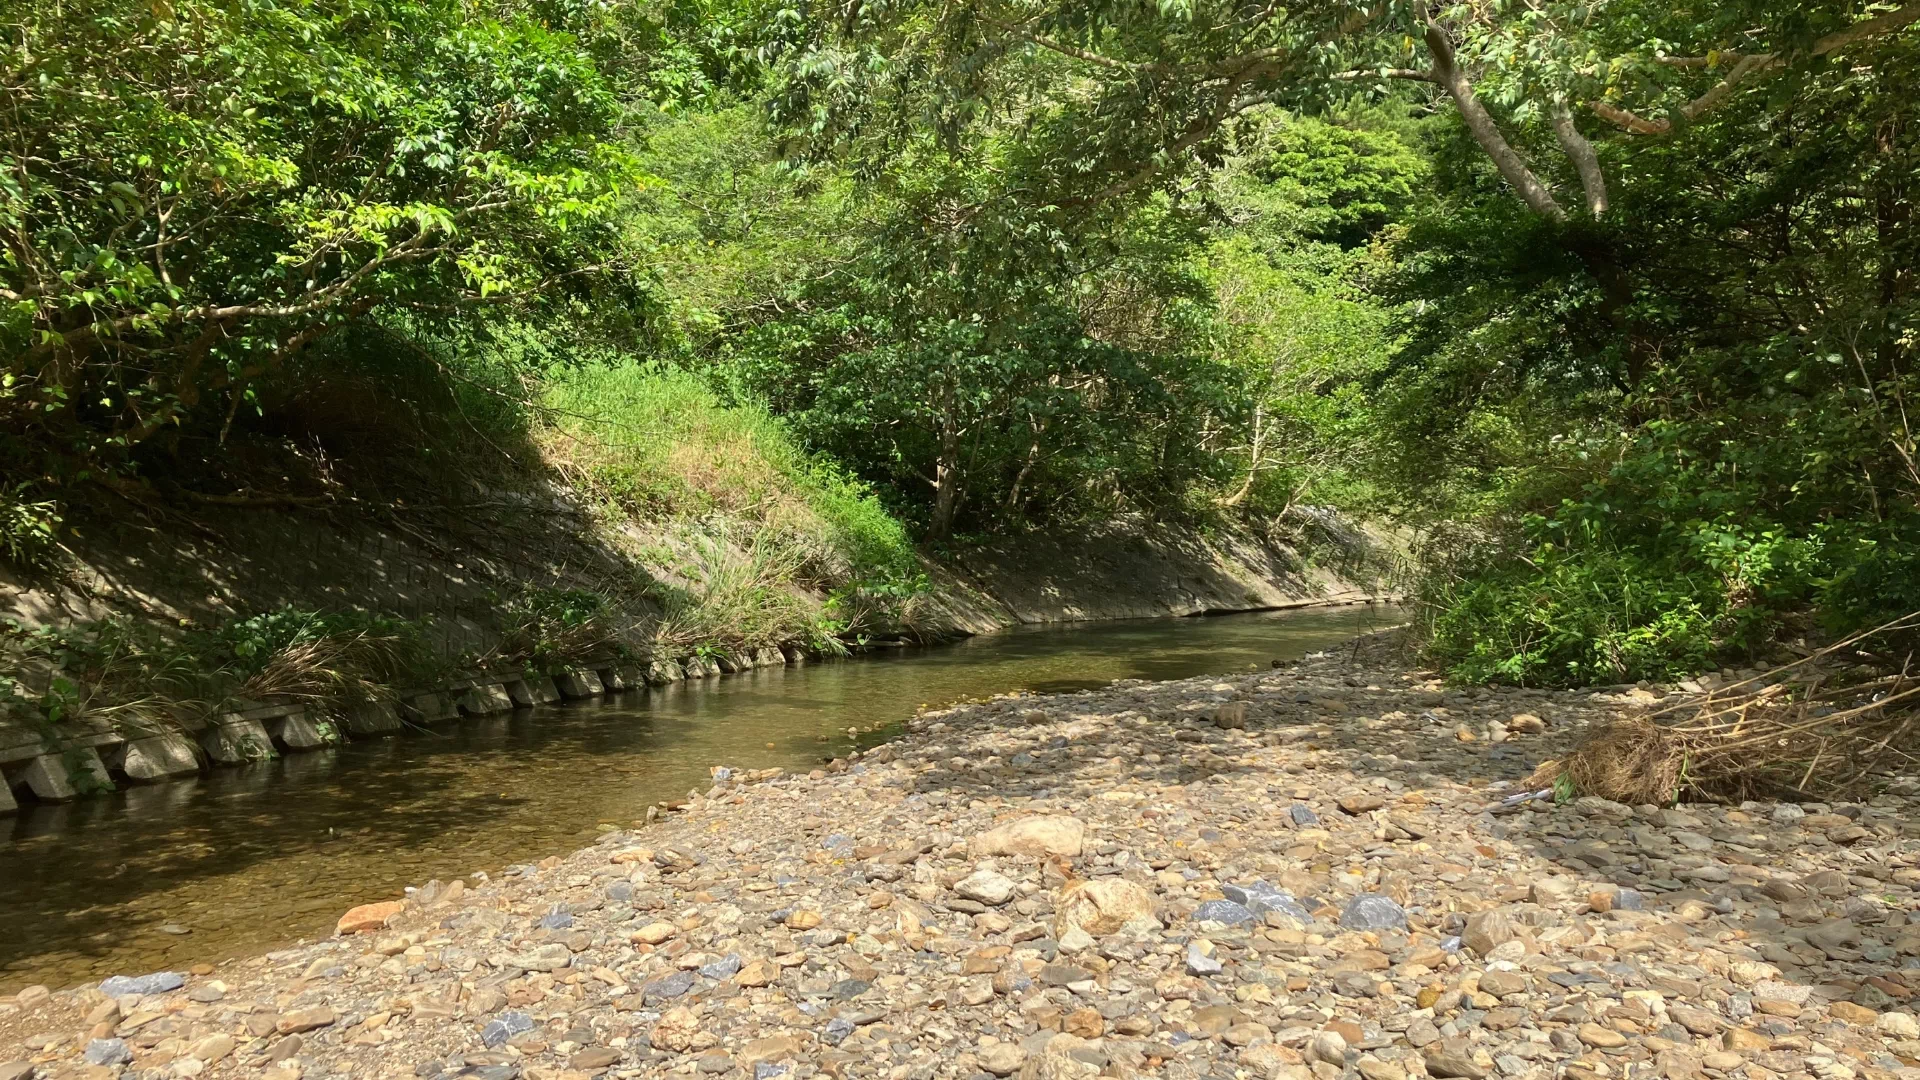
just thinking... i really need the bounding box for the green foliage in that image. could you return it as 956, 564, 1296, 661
1232, 115, 1429, 249
496, 587, 624, 674
645, 525, 854, 654
0, 484, 63, 572
1, 0, 643, 489
6, 0, 1914, 693
1424, 544, 1728, 687
199, 607, 436, 685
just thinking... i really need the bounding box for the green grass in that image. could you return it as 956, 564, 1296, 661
540, 362, 919, 591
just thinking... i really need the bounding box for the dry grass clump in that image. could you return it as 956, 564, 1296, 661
236, 630, 421, 709
1529, 613, 1920, 804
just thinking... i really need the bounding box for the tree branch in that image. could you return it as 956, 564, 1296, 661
1549, 101, 1608, 216
1331, 67, 1439, 83
1422, 17, 1565, 220
1593, 2, 1920, 135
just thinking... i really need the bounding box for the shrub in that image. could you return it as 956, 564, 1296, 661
1422, 548, 1730, 686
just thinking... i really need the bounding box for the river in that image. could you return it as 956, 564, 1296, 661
0, 602, 1401, 993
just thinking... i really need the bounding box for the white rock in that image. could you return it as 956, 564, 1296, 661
954, 870, 1017, 906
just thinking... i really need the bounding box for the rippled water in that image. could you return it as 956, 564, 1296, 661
0, 602, 1401, 992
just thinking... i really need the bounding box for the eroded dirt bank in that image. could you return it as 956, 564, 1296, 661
4, 638, 1917, 1080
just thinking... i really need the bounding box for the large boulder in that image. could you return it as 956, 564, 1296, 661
972, 816, 1086, 858
1056, 878, 1157, 936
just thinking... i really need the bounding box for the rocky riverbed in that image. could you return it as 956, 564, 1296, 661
5, 638, 1920, 1080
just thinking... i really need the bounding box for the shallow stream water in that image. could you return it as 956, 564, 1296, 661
0, 602, 1401, 992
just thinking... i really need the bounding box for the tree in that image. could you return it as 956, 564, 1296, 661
0, 0, 643, 483
768, 0, 1920, 223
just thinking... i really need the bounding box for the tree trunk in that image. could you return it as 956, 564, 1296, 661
929, 401, 963, 540
1421, 19, 1565, 221
1221, 402, 1267, 508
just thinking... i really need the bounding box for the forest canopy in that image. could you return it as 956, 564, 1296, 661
3, 0, 1916, 686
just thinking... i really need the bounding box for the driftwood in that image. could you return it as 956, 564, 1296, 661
1529, 613, 1920, 804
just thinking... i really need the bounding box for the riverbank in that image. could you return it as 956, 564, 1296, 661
1, 479, 1385, 811
6, 633, 1919, 1080
0, 604, 1402, 994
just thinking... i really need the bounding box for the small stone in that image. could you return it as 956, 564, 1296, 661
699, 955, 742, 980
1310, 1031, 1348, 1066
1462, 910, 1516, 956
0, 1063, 34, 1080
569, 1049, 620, 1072
785, 910, 822, 930
1478, 971, 1527, 997
1056, 878, 1156, 935
1220, 882, 1312, 922
821, 1018, 856, 1047
954, 871, 1017, 906
1186, 942, 1223, 976
337, 901, 406, 935
651, 1007, 702, 1053
1806, 919, 1859, 952
1528, 877, 1576, 906
1290, 805, 1322, 828
1063, 1009, 1104, 1039
644, 971, 696, 1004
633, 922, 677, 945
1877, 1012, 1920, 1039
1039, 963, 1093, 987
1191, 900, 1259, 927
1670, 1006, 1724, 1036
1579, 1023, 1627, 1049
275, 1008, 337, 1034
1830, 1001, 1878, 1024
736, 960, 776, 987
1424, 1048, 1487, 1080
186, 1036, 234, 1064
1340, 894, 1407, 931
482, 1012, 536, 1050
971, 816, 1086, 858
739, 1037, 800, 1069
84, 1041, 132, 1067
1358, 1057, 1407, 1080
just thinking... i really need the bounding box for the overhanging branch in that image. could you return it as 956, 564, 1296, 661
1592, 2, 1920, 135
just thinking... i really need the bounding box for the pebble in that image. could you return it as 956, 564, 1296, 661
479, 1013, 534, 1049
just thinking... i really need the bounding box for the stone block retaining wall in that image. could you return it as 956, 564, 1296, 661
0, 642, 817, 814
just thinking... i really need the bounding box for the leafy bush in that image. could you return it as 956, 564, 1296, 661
0, 485, 62, 572
1424, 548, 1728, 687
494, 587, 625, 674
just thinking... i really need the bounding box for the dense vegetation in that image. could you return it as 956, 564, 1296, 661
4, 0, 1916, 686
